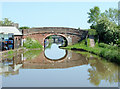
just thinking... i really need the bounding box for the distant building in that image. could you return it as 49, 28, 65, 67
0, 26, 22, 51
13, 23, 19, 29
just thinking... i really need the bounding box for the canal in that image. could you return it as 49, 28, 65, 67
1, 37, 119, 87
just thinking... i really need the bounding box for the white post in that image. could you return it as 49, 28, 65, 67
21, 39, 23, 46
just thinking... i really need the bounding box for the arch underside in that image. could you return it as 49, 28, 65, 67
44, 34, 68, 48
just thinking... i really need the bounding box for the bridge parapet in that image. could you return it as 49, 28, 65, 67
22, 27, 88, 46
23, 27, 87, 36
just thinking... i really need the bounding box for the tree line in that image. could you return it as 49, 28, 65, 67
87, 6, 120, 46
0, 18, 30, 29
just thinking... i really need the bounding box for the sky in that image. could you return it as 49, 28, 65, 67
0, 1, 119, 29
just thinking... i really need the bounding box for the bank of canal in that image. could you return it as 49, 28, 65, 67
61, 39, 120, 65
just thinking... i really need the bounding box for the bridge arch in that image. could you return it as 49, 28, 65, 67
43, 34, 68, 48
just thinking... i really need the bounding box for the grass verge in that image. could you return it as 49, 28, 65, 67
23, 37, 43, 49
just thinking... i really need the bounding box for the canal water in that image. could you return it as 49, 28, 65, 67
1, 41, 119, 87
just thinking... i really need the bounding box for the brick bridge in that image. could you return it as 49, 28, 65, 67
23, 27, 88, 46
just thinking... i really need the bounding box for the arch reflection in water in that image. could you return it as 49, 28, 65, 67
44, 43, 68, 61
44, 35, 68, 61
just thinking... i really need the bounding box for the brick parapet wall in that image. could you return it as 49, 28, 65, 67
23, 27, 85, 35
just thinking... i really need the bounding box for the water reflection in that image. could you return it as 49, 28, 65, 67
88, 59, 119, 86
1, 54, 23, 77
1, 47, 119, 87
22, 50, 88, 69
44, 43, 67, 60
23, 50, 42, 61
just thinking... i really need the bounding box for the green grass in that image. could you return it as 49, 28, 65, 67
23, 37, 43, 49
8, 50, 14, 55
98, 43, 119, 50
7, 50, 14, 58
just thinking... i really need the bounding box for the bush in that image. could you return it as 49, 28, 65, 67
8, 50, 14, 55
99, 49, 106, 57
99, 43, 118, 50
118, 44, 120, 47
19, 26, 30, 29
88, 47, 120, 64
23, 38, 42, 49
88, 29, 97, 36
116, 38, 120, 46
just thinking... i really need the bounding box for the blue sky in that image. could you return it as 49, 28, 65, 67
1, 2, 118, 29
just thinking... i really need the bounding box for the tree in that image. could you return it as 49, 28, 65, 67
19, 26, 30, 29
87, 6, 100, 26
0, 18, 14, 26
100, 8, 118, 25
87, 7, 120, 45
96, 17, 118, 44
78, 27, 80, 30
116, 25, 120, 46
